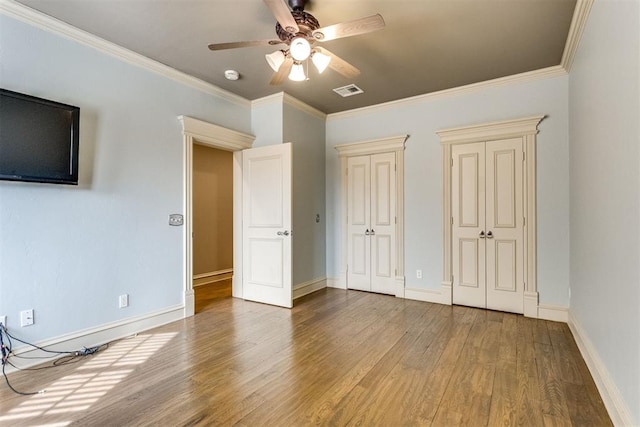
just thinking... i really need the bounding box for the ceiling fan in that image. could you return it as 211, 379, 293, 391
207, 0, 385, 85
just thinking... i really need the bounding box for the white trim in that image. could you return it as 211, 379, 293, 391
335, 135, 408, 295
438, 116, 544, 317
568, 312, 634, 426
193, 268, 233, 280
561, 0, 595, 72
0, 0, 250, 109
179, 116, 255, 317
327, 66, 565, 121
326, 277, 346, 289
537, 304, 568, 322
293, 277, 327, 300
404, 286, 450, 305
251, 92, 327, 120
335, 135, 409, 157
193, 269, 233, 287
251, 92, 284, 109
4, 305, 183, 374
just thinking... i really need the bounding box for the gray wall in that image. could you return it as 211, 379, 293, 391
284, 104, 326, 286
568, 0, 640, 422
326, 76, 571, 306
0, 15, 251, 342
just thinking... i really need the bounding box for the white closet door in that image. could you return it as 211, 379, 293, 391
452, 142, 486, 308
485, 138, 524, 313
347, 155, 371, 291
370, 152, 396, 294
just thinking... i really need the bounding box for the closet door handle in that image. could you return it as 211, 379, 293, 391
479, 231, 485, 239
486, 231, 493, 239
370, 229, 375, 236
365, 229, 370, 236
277, 230, 290, 236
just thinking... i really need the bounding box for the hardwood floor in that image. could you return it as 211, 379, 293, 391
0, 288, 611, 426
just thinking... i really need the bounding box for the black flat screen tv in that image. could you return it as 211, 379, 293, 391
0, 89, 80, 185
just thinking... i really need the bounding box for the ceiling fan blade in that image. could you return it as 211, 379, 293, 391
208, 40, 283, 51
270, 56, 294, 85
315, 47, 360, 78
263, 0, 299, 34
312, 14, 385, 42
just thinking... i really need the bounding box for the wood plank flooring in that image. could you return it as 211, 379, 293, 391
0, 286, 612, 426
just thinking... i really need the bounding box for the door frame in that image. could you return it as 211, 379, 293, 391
436, 115, 544, 318
335, 135, 408, 297
179, 116, 255, 317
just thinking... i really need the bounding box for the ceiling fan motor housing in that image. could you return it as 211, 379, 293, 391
275, 10, 319, 43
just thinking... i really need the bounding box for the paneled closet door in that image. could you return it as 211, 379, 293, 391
452, 139, 525, 314
452, 142, 487, 308
370, 152, 396, 294
346, 153, 397, 295
347, 155, 372, 291
485, 138, 524, 313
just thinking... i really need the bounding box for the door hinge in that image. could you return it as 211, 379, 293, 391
523, 152, 526, 162
395, 216, 397, 224
451, 275, 454, 284
395, 164, 397, 172
451, 158, 453, 167
451, 217, 454, 225
523, 217, 526, 226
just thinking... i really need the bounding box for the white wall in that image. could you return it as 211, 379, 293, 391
0, 15, 251, 343
326, 75, 571, 307
284, 103, 326, 286
568, 0, 640, 423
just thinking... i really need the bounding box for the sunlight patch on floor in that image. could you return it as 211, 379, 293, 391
0, 332, 177, 426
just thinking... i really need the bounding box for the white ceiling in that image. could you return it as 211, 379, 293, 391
16, 0, 578, 114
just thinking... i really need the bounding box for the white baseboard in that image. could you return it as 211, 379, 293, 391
326, 276, 346, 289
524, 291, 539, 318
537, 303, 569, 322
293, 277, 327, 300
4, 304, 184, 374
193, 268, 233, 287
568, 311, 634, 426
404, 283, 451, 305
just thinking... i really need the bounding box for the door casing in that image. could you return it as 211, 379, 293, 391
437, 115, 544, 318
179, 116, 255, 317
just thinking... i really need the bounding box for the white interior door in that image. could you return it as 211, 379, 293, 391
347, 155, 371, 291
242, 143, 292, 308
485, 138, 524, 313
452, 142, 486, 308
370, 152, 396, 294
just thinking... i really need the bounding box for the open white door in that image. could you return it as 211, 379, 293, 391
242, 143, 292, 308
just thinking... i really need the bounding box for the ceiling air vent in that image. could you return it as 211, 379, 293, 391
333, 84, 364, 97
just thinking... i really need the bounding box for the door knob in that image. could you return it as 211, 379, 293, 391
479, 231, 485, 239
365, 229, 370, 236
370, 229, 375, 235
277, 230, 290, 236
486, 231, 493, 239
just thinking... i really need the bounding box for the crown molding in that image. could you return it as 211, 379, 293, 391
0, 0, 251, 109
251, 92, 326, 120
327, 65, 566, 121
251, 92, 285, 109
561, 0, 595, 72
282, 93, 327, 120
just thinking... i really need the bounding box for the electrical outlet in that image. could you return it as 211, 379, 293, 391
119, 294, 129, 308
20, 309, 34, 327
416, 269, 423, 279
0, 315, 6, 328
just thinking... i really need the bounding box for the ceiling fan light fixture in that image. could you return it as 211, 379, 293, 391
265, 50, 285, 72
290, 37, 311, 61
288, 62, 306, 81
311, 51, 331, 74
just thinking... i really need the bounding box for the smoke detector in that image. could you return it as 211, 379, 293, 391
224, 69, 240, 81
333, 84, 363, 97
